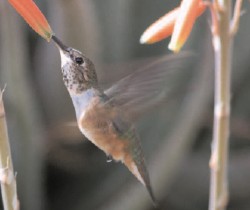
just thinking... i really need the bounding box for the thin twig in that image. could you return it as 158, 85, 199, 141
230, 0, 243, 35
209, 1, 232, 210
0, 90, 19, 210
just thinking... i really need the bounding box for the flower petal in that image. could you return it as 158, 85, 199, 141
140, 7, 179, 44
168, 0, 207, 52
140, 2, 207, 45
8, 0, 53, 41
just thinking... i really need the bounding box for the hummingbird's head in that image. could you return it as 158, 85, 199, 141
52, 35, 98, 95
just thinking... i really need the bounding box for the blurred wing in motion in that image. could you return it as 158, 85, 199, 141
104, 53, 192, 121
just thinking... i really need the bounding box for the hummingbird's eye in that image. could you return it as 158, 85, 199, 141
75, 57, 84, 65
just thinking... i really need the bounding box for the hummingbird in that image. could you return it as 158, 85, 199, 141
51, 35, 189, 205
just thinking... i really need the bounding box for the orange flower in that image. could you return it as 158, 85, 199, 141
140, 7, 179, 44
8, 0, 53, 41
140, 0, 207, 52
169, 0, 205, 52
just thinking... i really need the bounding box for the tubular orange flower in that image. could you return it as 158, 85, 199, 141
140, 1, 207, 46
8, 0, 53, 41
168, 0, 205, 52
140, 7, 179, 44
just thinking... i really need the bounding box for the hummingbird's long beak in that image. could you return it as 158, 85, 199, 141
52, 35, 69, 52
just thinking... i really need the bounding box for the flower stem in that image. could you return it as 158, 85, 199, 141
209, 1, 232, 210
0, 90, 19, 210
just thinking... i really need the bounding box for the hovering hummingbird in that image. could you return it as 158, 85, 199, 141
51, 35, 189, 205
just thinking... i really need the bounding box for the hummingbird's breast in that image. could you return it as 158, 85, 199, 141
73, 90, 147, 189
72, 89, 146, 187
77, 94, 131, 162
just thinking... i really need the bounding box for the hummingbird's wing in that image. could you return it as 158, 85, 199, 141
104, 53, 192, 121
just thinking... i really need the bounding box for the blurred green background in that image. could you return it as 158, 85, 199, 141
0, 0, 250, 210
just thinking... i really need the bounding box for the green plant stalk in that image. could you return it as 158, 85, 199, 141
0, 91, 19, 210
209, 1, 232, 210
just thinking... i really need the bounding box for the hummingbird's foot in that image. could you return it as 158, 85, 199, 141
106, 155, 113, 163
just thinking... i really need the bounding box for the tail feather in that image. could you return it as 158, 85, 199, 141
124, 157, 157, 206
124, 131, 157, 205
135, 157, 157, 206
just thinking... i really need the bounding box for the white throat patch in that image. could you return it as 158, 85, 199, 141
59, 50, 71, 68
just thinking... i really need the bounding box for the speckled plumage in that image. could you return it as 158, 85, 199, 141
61, 49, 98, 94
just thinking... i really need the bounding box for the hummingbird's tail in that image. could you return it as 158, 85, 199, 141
124, 136, 157, 206
136, 161, 157, 207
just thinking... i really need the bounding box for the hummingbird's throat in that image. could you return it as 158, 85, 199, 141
62, 66, 84, 94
